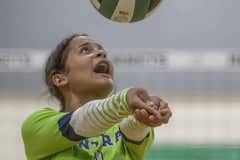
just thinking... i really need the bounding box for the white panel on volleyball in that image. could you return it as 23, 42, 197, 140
90, 0, 101, 9
111, 0, 135, 22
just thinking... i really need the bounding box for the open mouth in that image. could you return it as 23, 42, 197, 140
94, 60, 110, 75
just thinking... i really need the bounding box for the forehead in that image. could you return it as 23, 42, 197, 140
69, 36, 98, 47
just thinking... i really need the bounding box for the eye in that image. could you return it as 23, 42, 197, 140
79, 46, 92, 54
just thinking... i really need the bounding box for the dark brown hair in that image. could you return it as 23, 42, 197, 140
44, 33, 88, 111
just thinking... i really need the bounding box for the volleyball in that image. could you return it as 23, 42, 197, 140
90, 0, 162, 23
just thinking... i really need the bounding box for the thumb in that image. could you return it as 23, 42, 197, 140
130, 88, 159, 116
135, 88, 151, 103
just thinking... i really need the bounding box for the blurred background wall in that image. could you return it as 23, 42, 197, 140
1, 0, 240, 48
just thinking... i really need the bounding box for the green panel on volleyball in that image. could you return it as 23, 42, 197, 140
99, 0, 119, 19
131, 0, 151, 22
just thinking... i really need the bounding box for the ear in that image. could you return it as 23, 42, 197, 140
52, 73, 68, 87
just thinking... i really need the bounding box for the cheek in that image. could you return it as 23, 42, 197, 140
65, 54, 93, 83
68, 67, 90, 81
67, 63, 93, 83
66, 55, 91, 73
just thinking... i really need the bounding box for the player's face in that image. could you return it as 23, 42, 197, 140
63, 36, 114, 99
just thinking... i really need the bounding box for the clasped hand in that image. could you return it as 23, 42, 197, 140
127, 88, 172, 127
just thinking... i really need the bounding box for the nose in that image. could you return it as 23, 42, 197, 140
95, 50, 107, 58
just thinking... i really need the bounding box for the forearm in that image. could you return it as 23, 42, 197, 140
120, 116, 151, 142
69, 88, 131, 137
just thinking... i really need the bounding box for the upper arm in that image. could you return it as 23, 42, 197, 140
21, 108, 83, 160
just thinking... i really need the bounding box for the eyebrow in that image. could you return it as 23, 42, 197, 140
79, 42, 104, 50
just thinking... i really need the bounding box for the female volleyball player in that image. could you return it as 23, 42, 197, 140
21, 34, 172, 160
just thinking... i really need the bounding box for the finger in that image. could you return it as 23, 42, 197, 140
140, 117, 163, 127
146, 101, 159, 110
162, 111, 172, 124
134, 109, 163, 127
149, 115, 155, 121
136, 88, 151, 103
134, 109, 145, 124
159, 101, 168, 109
149, 96, 161, 107
127, 88, 150, 112
134, 109, 148, 123
138, 109, 149, 121
133, 96, 160, 116
146, 119, 163, 127
146, 101, 155, 107
134, 109, 142, 122
160, 108, 170, 115
148, 113, 164, 123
